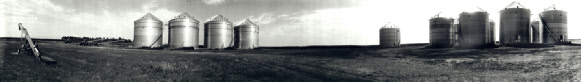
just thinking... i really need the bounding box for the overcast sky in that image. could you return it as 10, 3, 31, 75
1, 0, 578, 46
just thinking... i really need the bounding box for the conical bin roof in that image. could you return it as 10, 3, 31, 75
207, 15, 230, 22
176, 12, 192, 18
505, 1, 526, 9
137, 13, 160, 21
463, 6, 486, 13
237, 19, 257, 26
544, 4, 563, 11
171, 12, 199, 22
381, 22, 398, 28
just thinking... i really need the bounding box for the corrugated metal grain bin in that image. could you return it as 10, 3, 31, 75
458, 9, 494, 48
429, 17, 456, 48
489, 20, 495, 43
531, 20, 542, 43
500, 2, 531, 44
168, 12, 199, 49
541, 5, 567, 44
379, 23, 400, 47
134, 13, 163, 48
234, 19, 259, 49
204, 15, 234, 49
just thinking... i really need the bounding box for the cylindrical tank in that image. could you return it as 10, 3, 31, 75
134, 13, 163, 48
379, 23, 400, 47
168, 12, 199, 49
458, 11, 491, 48
541, 6, 567, 44
489, 20, 495, 43
531, 20, 542, 43
429, 17, 455, 47
204, 15, 233, 49
234, 19, 259, 49
500, 4, 531, 44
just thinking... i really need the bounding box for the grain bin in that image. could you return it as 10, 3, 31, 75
541, 4, 567, 44
429, 16, 456, 48
204, 15, 234, 49
379, 23, 400, 47
489, 20, 495, 43
134, 13, 163, 48
500, 2, 531, 44
168, 12, 199, 49
234, 19, 259, 49
458, 8, 494, 48
531, 20, 542, 43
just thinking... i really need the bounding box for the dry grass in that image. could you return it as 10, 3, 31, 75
2, 40, 581, 81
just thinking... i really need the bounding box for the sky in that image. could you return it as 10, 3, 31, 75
1, 0, 578, 46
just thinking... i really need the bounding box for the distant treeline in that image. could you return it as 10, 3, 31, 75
61, 36, 132, 44
0, 37, 61, 41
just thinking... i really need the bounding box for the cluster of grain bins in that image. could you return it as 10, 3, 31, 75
457, 8, 495, 48
133, 13, 259, 49
429, 14, 458, 48
540, 4, 568, 44
498, 3, 569, 45
379, 23, 401, 47
427, 2, 570, 48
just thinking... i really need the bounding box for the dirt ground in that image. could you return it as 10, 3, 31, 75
2, 40, 581, 81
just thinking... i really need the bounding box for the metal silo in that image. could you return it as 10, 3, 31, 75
541, 4, 567, 44
489, 20, 495, 44
379, 23, 400, 47
531, 20, 542, 43
429, 16, 455, 48
134, 13, 163, 48
234, 19, 259, 49
204, 15, 234, 49
500, 2, 531, 44
458, 8, 492, 48
168, 12, 199, 49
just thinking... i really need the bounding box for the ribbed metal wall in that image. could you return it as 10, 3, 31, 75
234, 19, 259, 49
379, 27, 400, 47
204, 15, 234, 49
134, 13, 163, 48
429, 17, 455, 47
168, 12, 199, 49
458, 11, 492, 48
488, 20, 495, 43
541, 10, 567, 44
500, 8, 531, 44
531, 21, 542, 43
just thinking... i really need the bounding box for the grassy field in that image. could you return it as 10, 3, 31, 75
2, 39, 581, 81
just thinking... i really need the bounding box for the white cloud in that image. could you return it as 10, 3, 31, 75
248, 13, 277, 25
203, 0, 227, 5
261, 7, 424, 46
0, 0, 179, 43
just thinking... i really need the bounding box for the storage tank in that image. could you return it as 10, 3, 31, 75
489, 20, 495, 43
168, 12, 199, 49
429, 16, 455, 48
379, 23, 400, 47
234, 19, 259, 49
134, 13, 163, 48
531, 20, 542, 43
458, 9, 493, 48
500, 2, 531, 44
204, 15, 234, 49
541, 4, 567, 44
